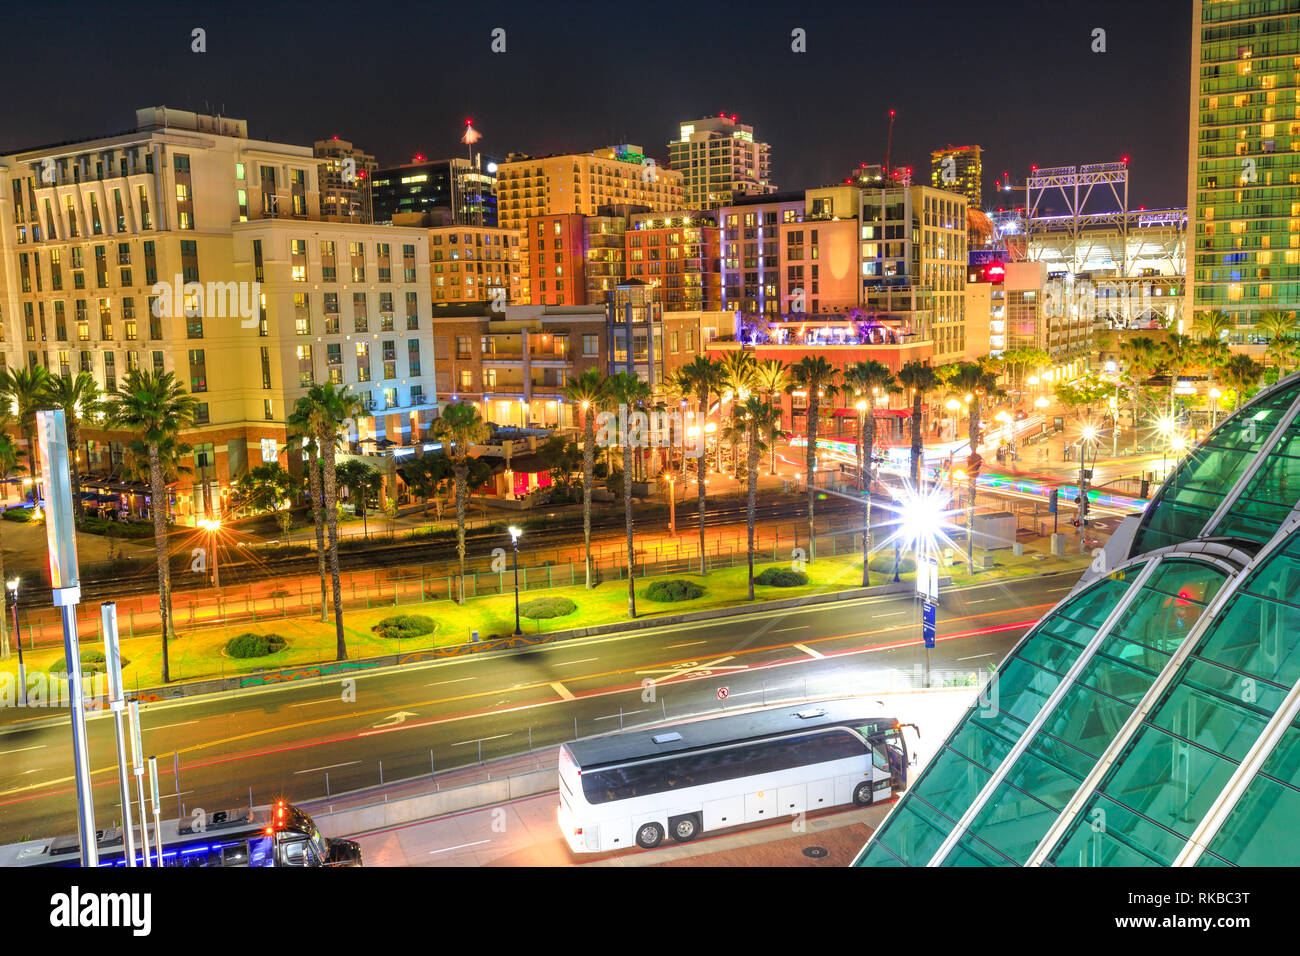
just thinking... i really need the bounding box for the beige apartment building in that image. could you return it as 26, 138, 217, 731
0, 107, 436, 521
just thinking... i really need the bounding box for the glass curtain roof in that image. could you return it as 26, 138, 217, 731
1130, 374, 1300, 556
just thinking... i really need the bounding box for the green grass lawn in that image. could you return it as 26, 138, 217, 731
0, 544, 1088, 692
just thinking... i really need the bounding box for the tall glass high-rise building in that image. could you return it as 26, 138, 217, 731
1187, 0, 1300, 337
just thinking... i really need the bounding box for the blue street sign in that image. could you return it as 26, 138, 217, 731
1048, 488, 1059, 514
922, 600, 937, 649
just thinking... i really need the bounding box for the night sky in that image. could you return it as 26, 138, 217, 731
5, 0, 1193, 210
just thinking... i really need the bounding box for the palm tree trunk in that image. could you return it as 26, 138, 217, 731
582, 408, 595, 590
697, 387, 708, 577
967, 399, 981, 572
69, 419, 82, 519
0, 523, 9, 659
454, 462, 468, 605
307, 448, 328, 623
623, 424, 636, 619
746, 431, 758, 601
911, 391, 923, 488
320, 437, 347, 660
806, 396, 818, 563
149, 442, 172, 683
24, 429, 37, 503
862, 409, 874, 587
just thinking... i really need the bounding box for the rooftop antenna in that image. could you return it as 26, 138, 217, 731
884, 109, 896, 176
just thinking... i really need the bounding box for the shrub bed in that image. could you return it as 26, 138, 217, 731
77, 515, 155, 538
644, 579, 705, 602
868, 554, 918, 573
754, 567, 809, 587
51, 649, 130, 674
519, 597, 577, 619
225, 633, 287, 659
1, 507, 36, 523
372, 614, 437, 639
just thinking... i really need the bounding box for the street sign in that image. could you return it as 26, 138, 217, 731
717, 687, 730, 701
1048, 489, 1059, 514
922, 600, 937, 649
917, 554, 940, 603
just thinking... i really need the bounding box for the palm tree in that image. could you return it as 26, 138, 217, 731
945, 361, 1003, 572
676, 355, 724, 575
1157, 333, 1198, 417
844, 361, 896, 586
294, 383, 364, 659
45, 372, 103, 518
1255, 309, 1297, 369
1192, 309, 1234, 344
562, 369, 610, 589
0, 366, 53, 490
287, 404, 329, 623
898, 360, 940, 488
752, 360, 791, 474
0, 430, 21, 660
430, 401, 490, 605
1120, 335, 1164, 445
718, 351, 758, 473
736, 396, 782, 600
788, 356, 839, 562
106, 370, 198, 684
606, 373, 652, 618
1219, 354, 1265, 411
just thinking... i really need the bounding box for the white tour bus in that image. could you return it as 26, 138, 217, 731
557, 698, 916, 853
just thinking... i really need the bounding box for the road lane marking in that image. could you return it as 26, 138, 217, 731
426, 678, 476, 687
431, 840, 491, 855
0, 745, 45, 756
289, 698, 338, 709
294, 761, 360, 775
1046, 586, 1073, 592
553, 658, 597, 667
550, 682, 575, 701
967, 599, 996, 604
149, 720, 201, 731
663, 641, 706, 649
792, 643, 824, 660
452, 734, 511, 746
956, 653, 997, 661
771, 626, 805, 633
595, 709, 645, 721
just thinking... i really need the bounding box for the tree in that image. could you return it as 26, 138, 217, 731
676, 356, 724, 575
1256, 309, 1297, 367
1053, 374, 1112, 415
898, 361, 940, 488
562, 368, 610, 589
606, 373, 652, 618
397, 452, 452, 518
294, 382, 364, 659
288, 405, 329, 623
735, 396, 782, 600
106, 370, 198, 684
335, 458, 381, 519
232, 462, 293, 519
844, 361, 896, 586
1192, 309, 1234, 345
45, 372, 103, 518
0, 366, 53, 488
431, 401, 491, 605
752, 360, 791, 473
0, 430, 21, 660
718, 351, 759, 473
1218, 354, 1265, 411
1120, 335, 1164, 444
945, 361, 1003, 571
788, 356, 839, 562
1156, 333, 1198, 417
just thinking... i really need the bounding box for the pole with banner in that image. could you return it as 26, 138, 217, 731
916, 542, 939, 688
102, 602, 136, 866
128, 698, 151, 867
148, 755, 163, 867
36, 409, 97, 866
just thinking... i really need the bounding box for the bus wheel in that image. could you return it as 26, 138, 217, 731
635, 822, 664, 849
852, 781, 874, 807
669, 814, 700, 843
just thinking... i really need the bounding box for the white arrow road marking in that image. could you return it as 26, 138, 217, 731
371, 711, 418, 728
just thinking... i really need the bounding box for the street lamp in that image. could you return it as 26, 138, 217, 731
6, 578, 24, 707
508, 525, 522, 636
1077, 425, 1098, 545
1208, 387, 1222, 431
666, 473, 676, 536
704, 421, 719, 472
198, 517, 221, 588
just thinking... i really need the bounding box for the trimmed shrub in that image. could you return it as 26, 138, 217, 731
1, 508, 36, 523
868, 554, 918, 574
519, 597, 577, 619
50, 649, 126, 674
754, 567, 809, 587
225, 633, 287, 659
645, 579, 705, 603
373, 614, 437, 640
77, 515, 155, 538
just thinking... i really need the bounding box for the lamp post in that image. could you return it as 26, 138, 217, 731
198, 517, 221, 588
1078, 425, 1097, 547
7, 578, 24, 707
509, 525, 522, 636
666, 473, 676, 536
1209, 387, 1221, 432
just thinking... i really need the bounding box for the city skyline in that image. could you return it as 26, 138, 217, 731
6, 0, 1192, 210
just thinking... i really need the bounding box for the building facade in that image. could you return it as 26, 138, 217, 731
668, 114, 775, 210
930, 144, 983, 209
314, 136, 376, 223
371, 156, 497, 227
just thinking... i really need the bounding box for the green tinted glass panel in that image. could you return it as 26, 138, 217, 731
1260, 720, 1300, 788
854, 842, 905, 866
945, 831, 1017, 867
1049, 793, 1184, 866
1148, 673, 1271, 764
1100, 725, 1237, 839
1203, 773, 1300, 866
860, 791, 951, 865
1039, 681, 1134, 759
906, 747, 995, 822
1211, 414, 1300, 543
1196, 543, 1300, 687
1133, 384, 1300, 554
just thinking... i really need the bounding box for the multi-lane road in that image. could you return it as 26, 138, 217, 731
0, 566, 1084, 843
